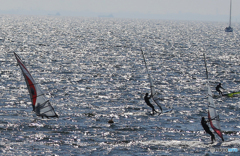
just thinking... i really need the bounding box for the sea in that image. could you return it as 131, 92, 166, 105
0, 15, 239, 156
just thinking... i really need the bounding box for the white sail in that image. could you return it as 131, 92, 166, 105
14, 52, 58, 118
141, 49, 163, 113
229, 0, 232, 27
225, 0, 233, 32
149, 73, 163, 112
204, 53, 223, 141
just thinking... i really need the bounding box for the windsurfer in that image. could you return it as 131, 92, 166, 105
144, 93, 158, 115
201, 117, 215, 143
108, 117, 114, 124
216, 83, 224, 95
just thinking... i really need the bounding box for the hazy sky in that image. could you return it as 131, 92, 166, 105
0, 0, 239, 21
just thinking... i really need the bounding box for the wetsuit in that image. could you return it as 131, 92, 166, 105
216, 83, 224, 95
201, 117, 215, 143
144, 93, 157, 115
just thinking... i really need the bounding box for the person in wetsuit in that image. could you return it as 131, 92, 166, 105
216, 83, 224, 96
201, 117, 215, 143
144, 93, 157, 115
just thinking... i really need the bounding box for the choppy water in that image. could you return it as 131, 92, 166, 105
0, 15, 240, 155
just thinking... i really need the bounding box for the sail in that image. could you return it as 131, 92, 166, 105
229, 0, 232, 27
204, 53, 223, 141
141, 49, 163, 112
207, 85, 224, 140
224, 91, 240, 97
225, 0, 233, 32
149, 73, 163, 112
14, 52, 58, 118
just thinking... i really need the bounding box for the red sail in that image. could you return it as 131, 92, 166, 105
14, 52, 58, 118
208, 110, 224, 141
14, 53, 37, 108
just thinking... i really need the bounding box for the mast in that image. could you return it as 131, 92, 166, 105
229, 0, 232, 27
141, 49, 149, 76
203, 53, 208, 80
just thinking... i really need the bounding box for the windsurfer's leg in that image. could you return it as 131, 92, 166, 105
218, 90, 223, 96
208, 131, 215, 143
150, 105, 157, 113
151, 107, 154, 115
212, 133, 215, 141
32, 105, 35, 111
211, 136, 214, 143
